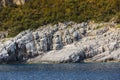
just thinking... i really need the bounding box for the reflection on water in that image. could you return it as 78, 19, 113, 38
0, 63, 120, 80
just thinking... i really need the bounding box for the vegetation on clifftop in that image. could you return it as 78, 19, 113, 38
0, 0, 120, 37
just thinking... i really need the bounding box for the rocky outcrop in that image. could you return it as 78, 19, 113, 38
0, 31, 8, 39
0, 21, 120, 63
0, 0, 27, 7
13, 0, 27, 5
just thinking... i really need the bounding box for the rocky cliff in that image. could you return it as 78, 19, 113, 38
0, 21, 120, 63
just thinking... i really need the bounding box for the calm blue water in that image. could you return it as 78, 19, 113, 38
0, 63, 120, 80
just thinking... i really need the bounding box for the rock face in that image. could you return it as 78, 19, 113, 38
0, 21, 120, 63
0, 0, 27, 7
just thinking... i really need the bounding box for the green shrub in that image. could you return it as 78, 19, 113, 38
115, 24, 120, 28
0, 0, 119, 37
116, 13, 120, 23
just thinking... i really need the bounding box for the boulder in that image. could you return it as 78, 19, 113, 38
63, 30, 72, 45
64, 35, 72, 45
16, 40, 27, 61
26, 41, 37, 57
0, 48, 8, 62
6, 41, 17, 61
0, 31, 8, 39
53, 35, 63, 50
39, 33, 48, 52
72, 30, 81, 41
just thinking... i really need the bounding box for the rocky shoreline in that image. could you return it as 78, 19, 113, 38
0, 21, 120, 64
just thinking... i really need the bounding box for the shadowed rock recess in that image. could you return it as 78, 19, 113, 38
0, 21, 120, 63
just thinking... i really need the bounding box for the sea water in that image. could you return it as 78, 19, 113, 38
0, 63, 120, 80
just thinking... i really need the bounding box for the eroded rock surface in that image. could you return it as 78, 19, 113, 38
0, 21, 120, 63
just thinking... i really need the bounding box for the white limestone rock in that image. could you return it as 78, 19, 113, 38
1, 21, 120, 63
